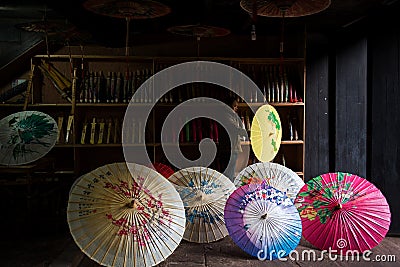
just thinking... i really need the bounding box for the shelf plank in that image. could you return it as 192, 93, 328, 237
54, 144, 75, 148
241, 140, 304, 145
238, 102, 304, 107
73, 143, 155, 147
281, 140, 304, 145
33, 54, 304, 64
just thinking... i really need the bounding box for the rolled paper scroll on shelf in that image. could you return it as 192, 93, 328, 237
98, 119, 105, 144
90, 118, 96, 144
81, 119, 88, 144
65, 115, 74, 144
106, 119, 112, 144
56, 116, 64, 144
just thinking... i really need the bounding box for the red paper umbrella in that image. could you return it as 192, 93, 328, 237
295, 172, 391, 253
240, 0, 331, 18
150, 162, 174, 178
83, 0, 171, 19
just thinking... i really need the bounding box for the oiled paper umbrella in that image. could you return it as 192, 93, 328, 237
67, 162, 185, 267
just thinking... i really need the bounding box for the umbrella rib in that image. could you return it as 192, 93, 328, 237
204, 201, 227, 241
344, 209, 385, 248
133, 212, 150, 267
341, 210, 367, 250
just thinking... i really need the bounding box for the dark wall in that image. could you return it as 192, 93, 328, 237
304, 33, 330, 180
305, 8, 400, 234
369, 25, 400, 235
335, 37, 368, 177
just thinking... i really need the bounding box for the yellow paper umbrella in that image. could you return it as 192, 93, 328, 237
250, 104, 282, 162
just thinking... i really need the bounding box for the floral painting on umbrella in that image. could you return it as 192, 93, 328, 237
295, 172, 391, 253
0, 111, 57, 165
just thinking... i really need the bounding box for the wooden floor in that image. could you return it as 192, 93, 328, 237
1, 176, 399, 267
53, 235, 400, 267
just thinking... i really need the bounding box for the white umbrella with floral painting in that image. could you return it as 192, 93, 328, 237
169, 166, 236, 243
67, 162, 185, 267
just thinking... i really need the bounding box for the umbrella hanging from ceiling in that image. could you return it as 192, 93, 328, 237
240, 0, 331, 18
240, 0, 331, 63
167, 24, 230, 56
83, 0, 171, 56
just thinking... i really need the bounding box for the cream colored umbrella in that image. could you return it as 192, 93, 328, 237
168, 167, 235, 243
234, 162, 304, 203
250, 104, 282, 162
67, 162, 185, 267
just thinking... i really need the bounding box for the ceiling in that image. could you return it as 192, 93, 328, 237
1, 0, 399, 49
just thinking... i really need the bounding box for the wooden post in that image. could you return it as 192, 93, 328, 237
23, 63, 35, 110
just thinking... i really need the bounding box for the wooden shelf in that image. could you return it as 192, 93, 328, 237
238, 102, 304, 107
73, 143, 155, 148
281, 140, 304, 145
270, 102, 304, 107
7, 54, 306, 177
242, 140, 303, 145
0, 104, 24, 107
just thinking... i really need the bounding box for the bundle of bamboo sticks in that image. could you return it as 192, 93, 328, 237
38, 59, 72, 102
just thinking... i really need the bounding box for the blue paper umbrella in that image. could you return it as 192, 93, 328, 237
224, 182, 302, 260
169, 166, 236, 243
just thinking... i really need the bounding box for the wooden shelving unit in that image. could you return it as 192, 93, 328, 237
0, 54, 306, 178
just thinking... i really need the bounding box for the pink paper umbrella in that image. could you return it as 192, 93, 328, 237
294, 172, 391, 253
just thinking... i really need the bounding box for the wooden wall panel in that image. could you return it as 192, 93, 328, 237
370, 27, 400, 234
305, 35, 330, 181
335, 38, 368, 177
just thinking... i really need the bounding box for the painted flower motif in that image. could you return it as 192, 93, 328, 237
300, 206, 317, 221
240, 176, 263, 186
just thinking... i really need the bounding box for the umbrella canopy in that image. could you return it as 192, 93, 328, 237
234, 162, 304, 203
83, 0, 171, 19
224, 182, 302, 259
295, 172, 391, 253
168, 166, 236, 243
167, 24, 231, 38
15, 20, 75, 34
240, 0, 331, 17
67, 162, 185, 267
250, 104, 282, 162
0, 111, 57, 166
